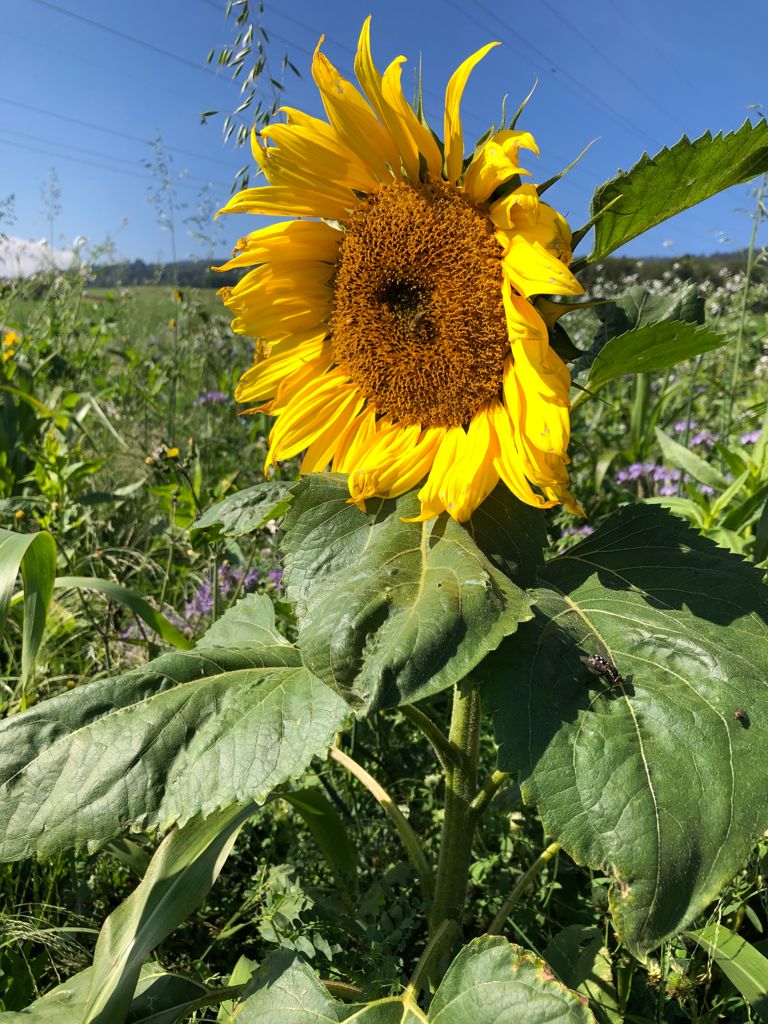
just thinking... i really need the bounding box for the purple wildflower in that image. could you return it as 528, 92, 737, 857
196, 390, 228, 406
185, 580, 214, 619
267, 568, 284, 591
673, 419, 697, 435
690, 429, 716, 449
616, 461, 648, 484
562, 524, 595, 539
740, 429, 761, 445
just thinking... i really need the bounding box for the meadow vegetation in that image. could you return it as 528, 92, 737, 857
1, 219, 767, 1020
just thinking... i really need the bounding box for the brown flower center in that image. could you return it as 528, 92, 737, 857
330, 178, 509, 428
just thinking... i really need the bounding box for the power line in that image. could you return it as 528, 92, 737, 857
0, 134, 155, 184
0, 96, 234, 170
0, 125, 223, 190
452, 0, 663, 150
536, 0, 688, 132
29, 0, 223, 78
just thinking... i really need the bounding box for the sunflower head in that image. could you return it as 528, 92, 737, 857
216, 19, 585, 523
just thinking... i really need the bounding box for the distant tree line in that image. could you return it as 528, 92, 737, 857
82, 251, 766, 295
87, 258, 241, 289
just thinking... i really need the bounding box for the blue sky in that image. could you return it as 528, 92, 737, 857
1, 0, 766, 264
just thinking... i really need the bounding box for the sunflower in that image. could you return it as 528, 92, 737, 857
216, 19, 584, 523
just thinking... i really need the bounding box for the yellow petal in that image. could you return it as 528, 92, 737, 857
463, 130, 539, 205
235, 336, 331, 403
500, 236, 583, 299
492, 186, 574, 263
267, 369, 355, 465
503, 287, 571, 396
300, 391, 366, 472
444, 42, 499, 184
489, 398, 556, 509
265, 351, 337, 415
261, 120, 380, 193
347, 421, 444, 508
215, 220, 341, 272
489, 182, 540, 228
217, 183, 354, 221
437, 407, 500, 522
313, 37, 400, 181
354, 18, 443, 182
502, 358, 571, 489
381, 59, 443, 180
332, 406, 378, 472
411, 426, 466, 521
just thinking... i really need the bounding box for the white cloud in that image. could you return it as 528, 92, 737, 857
0, 236, 77, 278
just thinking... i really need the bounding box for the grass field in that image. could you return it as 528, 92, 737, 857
2, 254, 768, 1020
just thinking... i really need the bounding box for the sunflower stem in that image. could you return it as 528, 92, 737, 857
428, 681, 481, 945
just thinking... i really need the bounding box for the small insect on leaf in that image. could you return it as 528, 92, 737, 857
581, 653, 624, 687
734, 708, 750, 728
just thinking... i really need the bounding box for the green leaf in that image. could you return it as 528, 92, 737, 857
0, 963, 206, 1023
686, 923, 768, 1018
483, 504, 768, 956
0, 639, 348, 860
229, 950, 349, 1023
0, 527, 56, 689
82, 805, 252, 1024
720, 477, 768, 532
282, 475, 532, 714
589, 284, 705, 353
191, 481, 293, 540
463, 482, 546, 587
231, 952, 427, 1022
217, 956, 256, 1023
344, 1001, 426, 1022
577, 321, 724, 400
54, 575, 192, 651
196, 592, 291, 649
585, 119, 768, 261
543, 925, 621, 1024
754, 492, 768, 564
654, 428, 729, 489
282, 787, 358, 887
643, 495, 706, 528
427, 935, 594, 1022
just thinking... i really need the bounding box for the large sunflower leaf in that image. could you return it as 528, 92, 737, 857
463, 482, 546, 587
483, 504, 768, 956
281, 474, 532, 715
428, 936, 594, 1023
231, 939, 593, 1023
585, 118, 768, 261
0, 600, 348, 860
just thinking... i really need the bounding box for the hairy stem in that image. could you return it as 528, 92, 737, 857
329, 745, 433, 899
428, 682, 481, 939
401, 704, 461, 771
469, 769, 512, 820
487, 841, 561, 935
